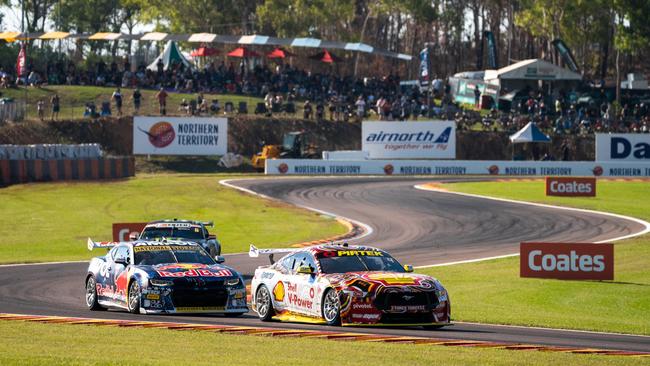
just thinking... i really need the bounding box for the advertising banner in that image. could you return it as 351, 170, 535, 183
596, 133, 650, 161
419, 47, 430, 87
552, 39, 579, 73
265, 159, 650, 177
545, 177, 596, 197
520, 242, 613, 280
112, 223, 147, 242
133, 116, 227, 155
362, 121, 456, 159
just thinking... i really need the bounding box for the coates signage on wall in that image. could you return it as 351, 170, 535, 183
133, 116, 227, 155
265, 159, 650, 177
112, 223, 147, 242
545, 177, 596, 197
520, 242, 613, 280
596, 133, 650, 161
362, 121, 456, 159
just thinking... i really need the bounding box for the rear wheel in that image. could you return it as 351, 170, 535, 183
85, 276, 104, 311
322, 289, 341, 326
255, 285, 274, 321
127, 281, 141, 314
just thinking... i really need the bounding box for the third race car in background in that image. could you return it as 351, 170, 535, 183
249, 244, 451, 328
134, 219, 222, 256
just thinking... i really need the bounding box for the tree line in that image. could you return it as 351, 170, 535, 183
3, 0, 650, 84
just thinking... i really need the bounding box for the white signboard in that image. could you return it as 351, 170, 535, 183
596, 133, 650, 161
133, 116, 227, 155
266, 159, 650, 177
362, 121, 456, 159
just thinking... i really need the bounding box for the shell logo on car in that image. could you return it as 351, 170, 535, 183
273, 281, 285, 301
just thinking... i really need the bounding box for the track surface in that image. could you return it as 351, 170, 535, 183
1, 177, 648, 352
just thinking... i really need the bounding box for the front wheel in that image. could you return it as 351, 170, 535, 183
85, 276, 104, 311
255, 285, 274, 321
322, 289, 341, 326
127, 281, 141, 314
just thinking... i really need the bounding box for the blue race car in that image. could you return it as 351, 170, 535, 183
84, 238, 247, 315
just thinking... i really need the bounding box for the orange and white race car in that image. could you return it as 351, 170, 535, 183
249, 243, 450, 328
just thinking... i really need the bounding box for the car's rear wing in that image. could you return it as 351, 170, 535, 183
249, 244, 300, 264
87, 238, 122, 251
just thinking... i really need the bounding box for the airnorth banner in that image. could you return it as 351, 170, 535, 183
362, 121, 456, 159
133, 116, 227, 155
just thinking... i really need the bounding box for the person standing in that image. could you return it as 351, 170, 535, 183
474, 85, 481, 108
112, 87, 123, 116
156, 87, 168, 116
37, 99, 45, 121
50, 94, 60, 121
355, 95, 366, 122
132, 88, 142, 115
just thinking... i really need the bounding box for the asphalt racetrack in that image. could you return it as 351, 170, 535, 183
1, 177, 648, 352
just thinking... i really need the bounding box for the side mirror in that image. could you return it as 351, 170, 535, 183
207, 234, 216, 240
403, 264, 414, 273
297, 265, 314, 275
115, 256, 129, 266
214, 256, 225, 264
128, 232, 139, 241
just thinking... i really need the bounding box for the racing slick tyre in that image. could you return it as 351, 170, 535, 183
85, 275, 105, 311
127, 281, 141, 314
322, 289, 341, 326
255, 285, 275, 321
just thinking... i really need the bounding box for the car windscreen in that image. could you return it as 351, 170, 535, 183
134, 245, 214, 265
317, 251, 405, 274
140, 227, 204, 240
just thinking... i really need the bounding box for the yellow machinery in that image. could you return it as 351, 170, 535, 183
251, 131, 315, 171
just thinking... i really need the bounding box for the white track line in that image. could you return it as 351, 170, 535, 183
413, 184, 650, 268
453, 321, 650, 339
219, 178, 373, 242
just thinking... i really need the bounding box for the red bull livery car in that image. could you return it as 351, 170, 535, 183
84, 238, 247, 315
249, 244, 450, 328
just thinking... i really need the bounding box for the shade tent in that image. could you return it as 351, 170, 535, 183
266, 47, 295, 59
509, 122, 551, 143
227, 47, 260, 58
309, 49, 342, 63
147, 41, 194, 71
190, 47, 218, 57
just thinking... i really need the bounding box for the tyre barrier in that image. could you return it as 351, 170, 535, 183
0, 157, 135, 187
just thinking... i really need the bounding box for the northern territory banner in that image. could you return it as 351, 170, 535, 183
133, 116, 228, 155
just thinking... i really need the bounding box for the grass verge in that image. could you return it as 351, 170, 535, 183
0, 320, 645, 366
419, 179, 650, 335
0, 174, 346, 263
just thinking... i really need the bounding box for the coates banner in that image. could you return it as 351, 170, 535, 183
112, 223, 147, 242
362, 121, 455, 159
545, 177, 596, 197
596, 133, 650, 161
266, 159, 650, 177
133, 116, 227, 155
520, 242, 613, 280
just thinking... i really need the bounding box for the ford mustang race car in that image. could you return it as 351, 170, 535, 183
249, 244, 450, 328
134, 219, 222, 256
84, 238, 247, 315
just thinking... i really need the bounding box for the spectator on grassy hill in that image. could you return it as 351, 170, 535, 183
50, 94, 60, 121
112, 88, 123, 116
355, 95, 366, 121
132, 88, 142, 114
37, 99, 45, 121
156, 88, 168, 115
303, 100, 313, 119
